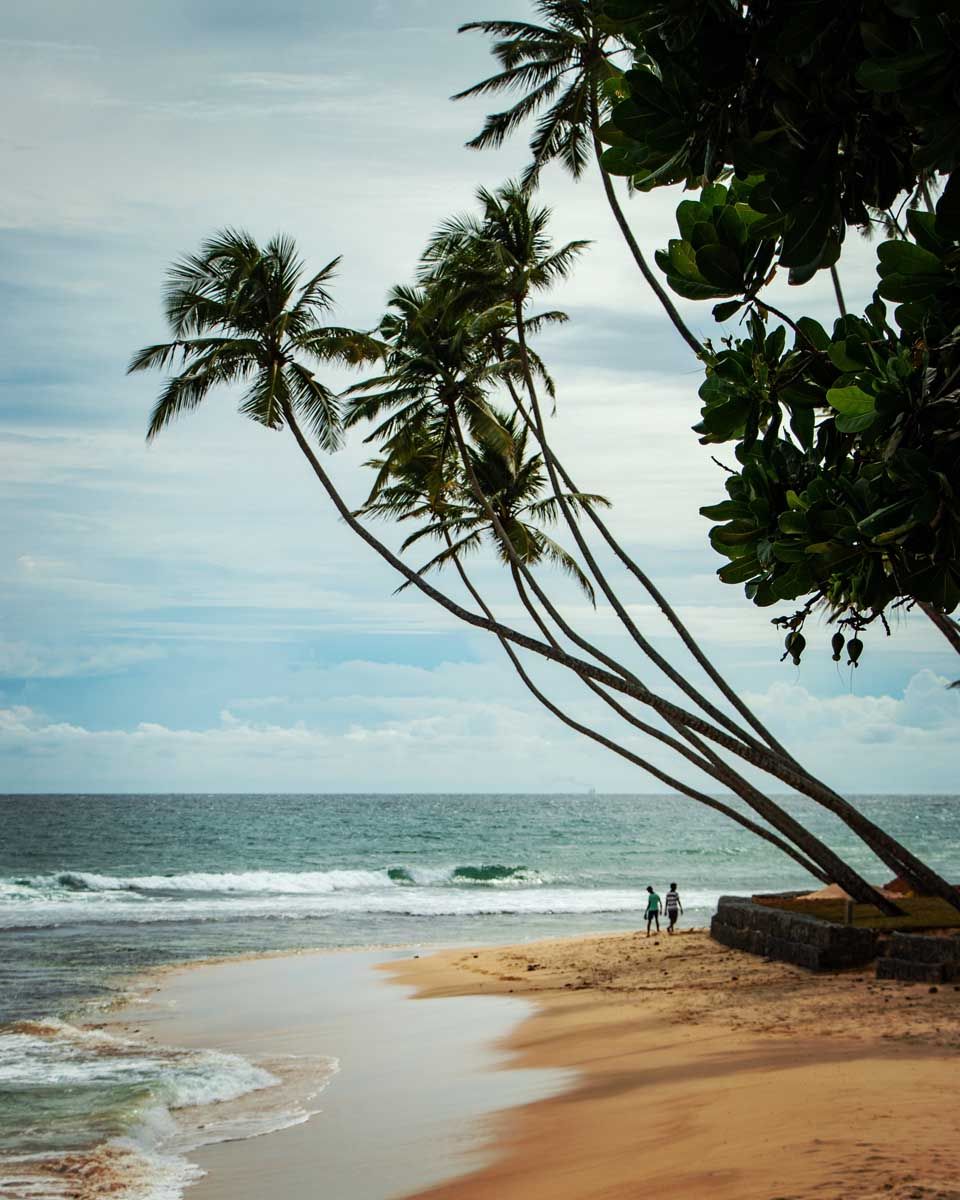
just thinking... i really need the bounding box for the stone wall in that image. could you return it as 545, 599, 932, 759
876, 932, 960, 983
710, 895, 879, 970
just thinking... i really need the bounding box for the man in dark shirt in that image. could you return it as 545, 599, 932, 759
665, 883, 683, 934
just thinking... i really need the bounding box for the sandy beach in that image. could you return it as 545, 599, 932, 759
107, 929, 960, 1200
392, 930, 960, 1200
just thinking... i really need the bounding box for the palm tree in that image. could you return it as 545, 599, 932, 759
131, 227, 956, 914
359, 419, 834, 882
359, 409, 604, 600
128, 229, 383, 449
453, 0, 704, 356
345, 281, 516, 460
413, 180, 960, 911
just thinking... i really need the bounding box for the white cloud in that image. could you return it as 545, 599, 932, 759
0, 0, 952, 796
0, 639, 164, 679
2, 670, 958, 795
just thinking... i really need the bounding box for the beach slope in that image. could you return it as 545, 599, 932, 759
389, 930, 960, 1200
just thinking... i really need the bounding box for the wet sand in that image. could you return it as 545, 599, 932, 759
110, 930, 960, 1200
109, 948, 570, 1200
390, 929, 960, 1200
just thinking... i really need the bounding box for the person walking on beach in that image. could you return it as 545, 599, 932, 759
665, 883, 683, 934
644, 885, 661, 936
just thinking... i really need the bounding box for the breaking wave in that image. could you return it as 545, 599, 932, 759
0, 1020, 337, 1200
6, 864, 540, 896
0, 866, 722, 930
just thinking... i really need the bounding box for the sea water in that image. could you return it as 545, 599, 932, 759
1, 792, 957, 1197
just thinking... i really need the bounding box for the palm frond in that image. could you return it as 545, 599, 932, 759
146, 371, 220, 442
533, 531, 597, 604
286, 361, 343, 451
523, 491, 610, 524
289, 257, 341, 321
465, 74, 567, 152
451, 56, 569, 101
394, 530, 485, 592
292, 327, 385, 365
238, 362, 289, 430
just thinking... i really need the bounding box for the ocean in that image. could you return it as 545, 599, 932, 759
1, 792, 957, 1198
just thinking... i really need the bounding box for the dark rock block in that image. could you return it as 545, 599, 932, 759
888, 932, 960, 965
876, 958, 949, 983
711, 895, 878, 972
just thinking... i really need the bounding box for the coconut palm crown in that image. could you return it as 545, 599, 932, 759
453, 0, 625, 184
359, 410, 607, 601
128, 228, 383, 450
453, 3, 704, 356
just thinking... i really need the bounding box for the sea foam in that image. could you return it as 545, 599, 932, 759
0, 1020, 338, 1200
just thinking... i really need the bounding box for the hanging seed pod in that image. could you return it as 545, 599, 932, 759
788, 632, 806, 665
847, 636, 863, 667
831, 631, 845, 662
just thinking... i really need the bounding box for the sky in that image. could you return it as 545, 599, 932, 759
1, 0, 958, 795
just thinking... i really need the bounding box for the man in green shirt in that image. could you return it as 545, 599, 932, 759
644, 885, 661, 936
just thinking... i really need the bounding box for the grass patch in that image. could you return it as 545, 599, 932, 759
755, 895, 960, 932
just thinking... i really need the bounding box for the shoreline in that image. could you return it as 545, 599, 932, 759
389, 929, 960, 1200
45, 926, 960, 1200
104, 944, 571, 1200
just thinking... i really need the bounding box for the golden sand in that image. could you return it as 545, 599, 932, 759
388, 929, 960, 1200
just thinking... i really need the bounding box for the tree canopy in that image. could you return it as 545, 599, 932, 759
131, 4, 960, 916
597, 0, 960, 659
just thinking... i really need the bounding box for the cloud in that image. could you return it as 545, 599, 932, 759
0, 639, 165, 680
1, 0, 954, 796
741, 670, 960, 792
2, 670, 958, 795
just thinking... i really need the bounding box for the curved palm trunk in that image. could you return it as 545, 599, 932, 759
508, 301, 780, 755
497, 362, 799, 763
506, 564, 897, 910
830, 265, 848, 317
920, 602, 960, 656
588, 97, 704, 359
447, 545, 829, 882
279, 404, 912, 914
506, 313, 957, 910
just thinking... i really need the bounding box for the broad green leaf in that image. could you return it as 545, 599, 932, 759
771, 562, 815, 600
905, 209, 947, 255
676, 200, 708, 242
717, 556, 761, 584
689, 221, 720, 249
667, 238, 702, 279
827, 385, 875, 416
858, 498, 914, 537
794, 316, 830, 352
789, 405, 815, 449
778, 509, 809, 535
717, 206, 748, 248
835, 409, 878, 433
711, 520, 761, 546
779, 193, 833, 268
877, 240, 944, 276
699, 500, 750, 520
695, 244, 743, 291
666, 273, 726, 301
772, 541, 808, 563
700, 183, 728, 209
712, 299, 743, 322
878, 272, 946, 302
600, 146, 639, 176
827, 339, 868, 372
